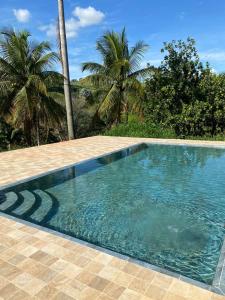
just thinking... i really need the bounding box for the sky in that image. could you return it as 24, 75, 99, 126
1, 0, 225, 78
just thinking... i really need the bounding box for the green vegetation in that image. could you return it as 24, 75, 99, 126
82, 29, 151, 126
1, 28, 225, 151
105, 117, 176, 138
0, 29, 64, 148
106, 37, 225, 141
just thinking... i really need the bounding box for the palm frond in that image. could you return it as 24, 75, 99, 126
128, 66, 154, 79
81, 62, 106, 73
97, 84, 121, 123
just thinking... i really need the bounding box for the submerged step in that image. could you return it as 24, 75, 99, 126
0, 192, 18, 211
29, 190, 53, 223
12, 190, 36, 217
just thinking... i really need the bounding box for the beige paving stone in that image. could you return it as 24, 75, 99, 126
163, 291, 187, 300
145, 284, 167, 300
103, 282, 125, 299
30, 250, 48, 261
168, 279, 191, 297
89, 275, 110, 291
72, 255, 91, 268
24, 277, 46, 296
76, 271, 96, 285
50, 273, 71, 290
151, 273, 173, 290
20, 225, 39, 234
0, 283, 20, 300
187, 285, 213, 300
137, 268, 156, 282
212, 294, 225, 300
8, 254, 26, 266
69, 278, 87, 292
63, 252, 81, 264
7, 229, 28, 240
83, 248, 100, 260
97, 293, 114, 300
17, 244, 38, 257
12, 272, 35, 288
53, 291, 75, 300
0, 276, 9, 290
60, 283, 81, 298
122, 262, 141, 276
36, 267, 58, 283
112, 271, 134, 287
8, 289, 30, 300
99, 266, 121, 281
84, 261, 105, 274
61, 262, 82, 279
23, 235, 40, 245
79, 286, 100, 300
0, 262, 22, 281
95, 253, 114, 265
17, 258, 47, 278
0, 249, 17, 261
128, 277, 150, 294
0, 236, 18, 248
119, 288, 142, 300
50, 259, 70, 272
36, 284, 59, 299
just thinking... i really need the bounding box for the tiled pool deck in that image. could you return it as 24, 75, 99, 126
0, 135, 225, 300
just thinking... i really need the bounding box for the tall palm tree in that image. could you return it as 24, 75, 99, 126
0, 29, 65, 146
82, 28, 152, 125
58, 0, 75, 139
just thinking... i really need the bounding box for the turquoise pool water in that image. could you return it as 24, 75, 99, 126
1, 143, 225, 284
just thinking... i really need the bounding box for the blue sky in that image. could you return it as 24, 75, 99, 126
1, 0, 225, 78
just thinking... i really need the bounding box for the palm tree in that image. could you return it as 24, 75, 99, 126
82, 28, 152, 125
0, 29, 65, 146
58, 0, 75, 139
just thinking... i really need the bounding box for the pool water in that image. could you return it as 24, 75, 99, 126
1, 143, 225, 284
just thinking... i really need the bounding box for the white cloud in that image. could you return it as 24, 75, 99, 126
65, 18, 80, 38
200, 51, 225, 61
13, 9, 31, 23
39, 6, 105, 39
73, 6, 105, 27
179, 12, 185, 20
39, 24, 57, 37
211, 68, 218, 74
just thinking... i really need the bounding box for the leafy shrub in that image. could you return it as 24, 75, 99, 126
104, 119, 176, 138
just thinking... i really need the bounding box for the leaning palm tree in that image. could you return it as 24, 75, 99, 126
58, 0, 75, 139
82, 28, 152, 125
0, 29, 65, 146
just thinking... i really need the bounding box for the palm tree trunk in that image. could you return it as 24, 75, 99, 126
58, 0, 75, 140
36, 113, 40, 146
124, 101, 129, 124
116, 86, 123, 124
24, 119, 32, 146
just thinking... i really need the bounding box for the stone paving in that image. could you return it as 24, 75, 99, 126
0, 136, 225, 299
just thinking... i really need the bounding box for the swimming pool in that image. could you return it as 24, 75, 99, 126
1, 143, 225, 285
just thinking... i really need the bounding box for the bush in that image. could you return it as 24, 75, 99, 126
104, 119, 176, 138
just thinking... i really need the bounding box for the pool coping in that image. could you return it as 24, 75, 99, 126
1, 139, 225, 295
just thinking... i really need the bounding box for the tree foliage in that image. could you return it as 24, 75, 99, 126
0, 29, 65, 146
82, 28, 152, 125
144, 38, 225, 137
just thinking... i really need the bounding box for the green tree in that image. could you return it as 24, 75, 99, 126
145, 38, 203, 124
82, 28, 152, 125
0, 29, 65, 146
174, 71, 225, 137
